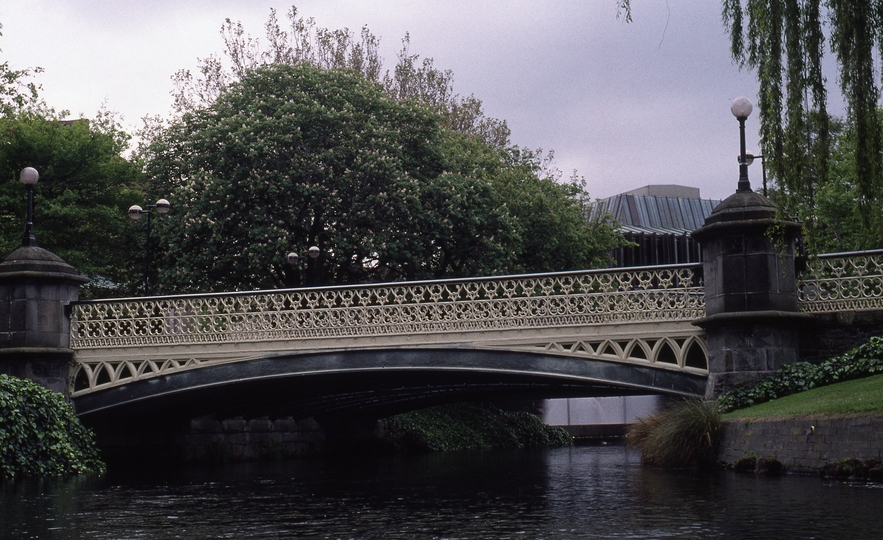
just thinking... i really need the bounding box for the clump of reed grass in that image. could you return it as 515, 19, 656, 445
626, 398, 721, 468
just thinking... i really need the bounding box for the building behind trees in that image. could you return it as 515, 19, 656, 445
591, 184, 721, 267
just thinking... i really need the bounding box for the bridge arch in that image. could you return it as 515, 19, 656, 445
73, 348, 707, 423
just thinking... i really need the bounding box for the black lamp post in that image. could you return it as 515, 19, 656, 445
287, 246, 320, 286
128, 198, 170, 295
730, 97, 754, 192
20, 167, 39, 247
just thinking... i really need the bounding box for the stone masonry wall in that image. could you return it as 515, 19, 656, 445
179, 416, 326, 462
799, 310, 883, 365
718, 415, 883, 473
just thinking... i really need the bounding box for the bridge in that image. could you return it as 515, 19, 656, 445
4, 177, 883, 440
68, 264, 710, 422
61, 247, 883, 423
4, 120, 883, 458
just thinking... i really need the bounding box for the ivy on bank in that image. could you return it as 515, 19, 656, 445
0, 375, 105, 479
718, 336, 883, 413
383, 403, 572, 452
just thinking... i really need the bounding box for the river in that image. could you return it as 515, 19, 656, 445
3, 445, 882, 539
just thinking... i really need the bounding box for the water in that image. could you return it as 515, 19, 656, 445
3, 445, 882, 539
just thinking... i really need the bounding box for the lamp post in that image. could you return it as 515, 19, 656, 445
286, 246, 320, 286
128, 198, 170, 295
20, 167, 39, 247
730, 97, 754, 192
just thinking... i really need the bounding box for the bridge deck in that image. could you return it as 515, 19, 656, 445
66, 250, 883, 416
69, 264, 709, 398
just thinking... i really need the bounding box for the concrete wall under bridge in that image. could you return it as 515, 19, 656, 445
543, 396, 664, 441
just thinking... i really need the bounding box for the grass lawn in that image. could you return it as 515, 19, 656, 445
721, 373, 883, 420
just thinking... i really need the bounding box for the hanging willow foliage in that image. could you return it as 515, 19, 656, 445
618, 0, 883, 249
723, 0, 883, 250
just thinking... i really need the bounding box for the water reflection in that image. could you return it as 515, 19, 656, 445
3, 446, 882, 539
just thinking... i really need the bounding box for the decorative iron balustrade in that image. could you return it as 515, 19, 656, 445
70, 264, 704, 349
798, 249, 883, 313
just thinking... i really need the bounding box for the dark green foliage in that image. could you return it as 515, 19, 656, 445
151, 63, 449, 290
721, 1, 883, 251
811, 113, 883, 251
436, 133, 623, 276
0, 375, 105, 478
148, 9, 627, 294
718, 336, 883, 412
147, 64, 625, 293
731, 455, 757, 473
1, 114, 145, 297
383, 403, 572, 452
626, 398, 721, 468
0, 63, 145, 297
754, 456, 784, 476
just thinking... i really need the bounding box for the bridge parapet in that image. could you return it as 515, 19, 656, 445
69, 264, 708, 396
798, 249, 883, 314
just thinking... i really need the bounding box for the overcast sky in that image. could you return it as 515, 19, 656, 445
3, 1, 769, 201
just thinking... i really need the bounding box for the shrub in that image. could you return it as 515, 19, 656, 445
626, 398, 721, 468
0, 374, 105, 478
717, 336, 883, 412
383, 403, 572, 452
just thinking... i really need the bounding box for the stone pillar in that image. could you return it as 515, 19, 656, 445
0, 246, 89, 395
691, 190, 810, 398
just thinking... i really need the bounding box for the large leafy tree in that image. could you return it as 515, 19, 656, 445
145, 9, 625, 293
0, 64, 144, 297
147, 64, 514, 291
721, 0, 828, 249
147, 63, 622, 293
442, 135, 622, 273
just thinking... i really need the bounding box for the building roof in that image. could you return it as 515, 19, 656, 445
592, 186, 721, 236
622, 185, 700, 199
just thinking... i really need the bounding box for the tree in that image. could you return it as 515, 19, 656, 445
0, 65, 144, 297
441, 135, 621, 273
382, 35, 511, 149
146, 64, 623, 293
143, 7, 628, 293
165, 6, 510, 149
149, 64, 507, 291
720, 0, 883, 251
811, 113, 883, 252
0, 62, 41, 116
493, 148, 622, 272
613, 0, 883, 250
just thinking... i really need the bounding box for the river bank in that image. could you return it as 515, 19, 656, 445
715, 370, 883, 475
718, 413, 883, 475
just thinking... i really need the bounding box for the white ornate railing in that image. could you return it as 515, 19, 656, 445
66, 249, 883, 397
69, 264, 709, 396
798, 249, 883, 313
70, 264, 705, 349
